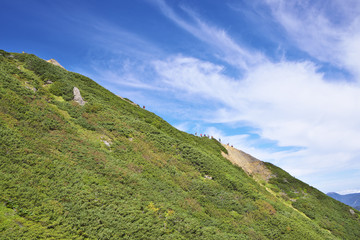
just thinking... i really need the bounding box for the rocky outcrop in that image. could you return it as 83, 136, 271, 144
25, 86, 36, 92
25, 81, 36, 92
47, 59, 65, 69
73, 87, 86, 106
204, 175, 213, 180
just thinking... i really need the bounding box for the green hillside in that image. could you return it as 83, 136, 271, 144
1, 50, 359, 239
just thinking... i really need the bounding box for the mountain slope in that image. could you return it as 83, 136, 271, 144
1, 50, 360, 239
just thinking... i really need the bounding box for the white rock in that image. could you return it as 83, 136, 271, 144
103, 140, 111, 147
73, 87, 86, 106
350, 209, 355, 215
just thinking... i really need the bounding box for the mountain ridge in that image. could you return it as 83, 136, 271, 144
327, 192, 360, 210
1, 50, 360, 239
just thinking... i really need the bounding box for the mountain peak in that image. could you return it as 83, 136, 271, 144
46, 58, 65, 69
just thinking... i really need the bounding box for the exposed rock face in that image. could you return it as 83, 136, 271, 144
47, 59, 65, 69
222, 145, 273, 181
73, 87, 86, 106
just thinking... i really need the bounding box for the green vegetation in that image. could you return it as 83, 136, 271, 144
1, 49, 359, 239
265, 163, 360, 239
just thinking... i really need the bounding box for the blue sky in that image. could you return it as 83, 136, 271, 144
2, 0, 360, 194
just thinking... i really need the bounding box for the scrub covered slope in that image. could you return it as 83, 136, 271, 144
1, 50, 359, 239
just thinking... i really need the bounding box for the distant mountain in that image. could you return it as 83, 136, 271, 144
1, 49, 360, 239
327, 192, 360, 210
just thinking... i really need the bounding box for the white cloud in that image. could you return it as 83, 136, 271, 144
265, 0, 360, 78
338, 189, 360, 195
153, 56, 238, 102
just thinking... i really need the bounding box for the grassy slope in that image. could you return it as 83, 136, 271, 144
0, 50, 359, 239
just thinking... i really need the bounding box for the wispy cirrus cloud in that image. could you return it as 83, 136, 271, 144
153, 0, 266, 70
265, 0, 360, 78
66, 15, 166, 94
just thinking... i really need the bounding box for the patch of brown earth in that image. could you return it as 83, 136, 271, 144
222, 144, 273, 182
47, 59, 65, 69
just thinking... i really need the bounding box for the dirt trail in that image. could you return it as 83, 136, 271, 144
222, 144, 273, 181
